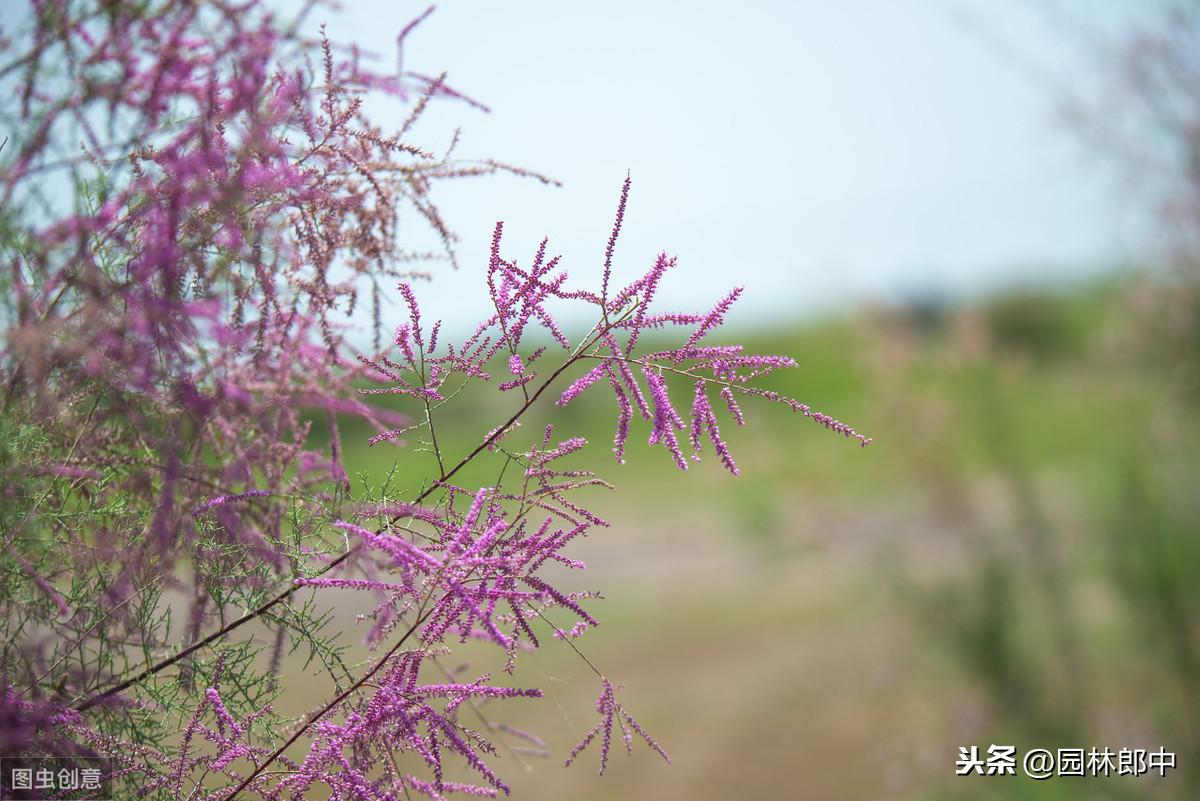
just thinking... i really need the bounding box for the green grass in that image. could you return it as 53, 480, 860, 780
290, 276, 1199, 800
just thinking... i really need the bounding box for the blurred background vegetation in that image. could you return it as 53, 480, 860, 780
273, 2, 1200, 799
283, 268, 1195, 801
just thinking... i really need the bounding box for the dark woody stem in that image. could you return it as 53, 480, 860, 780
73, 309, 630, 713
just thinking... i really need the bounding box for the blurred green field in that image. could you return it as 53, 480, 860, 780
282, 275, 1198, 800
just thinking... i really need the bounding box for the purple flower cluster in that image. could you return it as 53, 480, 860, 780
229, 177, 868, 791
0, 2, 869, 798
564, 680, 669, 775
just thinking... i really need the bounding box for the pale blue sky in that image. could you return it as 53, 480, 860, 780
317, 2, 1148, 333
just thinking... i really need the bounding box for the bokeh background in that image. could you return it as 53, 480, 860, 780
291, 2, 1200, 799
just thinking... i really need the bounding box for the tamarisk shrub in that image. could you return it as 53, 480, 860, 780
0, 1, 868, 798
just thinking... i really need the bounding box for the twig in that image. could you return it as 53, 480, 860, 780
73, 310, 631, 713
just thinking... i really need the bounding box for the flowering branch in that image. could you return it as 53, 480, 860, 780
73, 307, 635, 714
1, 3, 870, 798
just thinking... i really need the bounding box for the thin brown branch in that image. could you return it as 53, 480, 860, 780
222, 605, 438, 800
72, 310, 629, 713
